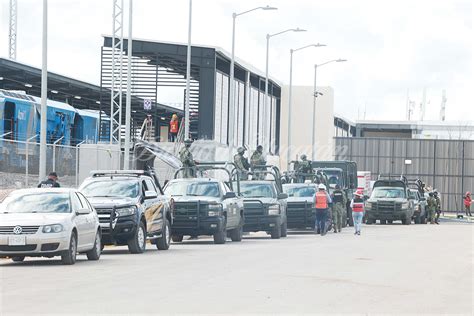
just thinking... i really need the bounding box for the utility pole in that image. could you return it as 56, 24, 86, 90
184, 0, 192, 140
39, 0, 48, 181
123, 0, 133, 169
8, 0, 17, 60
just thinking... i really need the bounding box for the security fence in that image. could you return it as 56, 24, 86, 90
335, 137, 474, 213
0, 139, 123, 198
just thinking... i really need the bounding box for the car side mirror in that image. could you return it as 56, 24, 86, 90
278, 193, 288, 200
144, 190, 158, 199
76, 208, 90, 215
223, 192, 237, 199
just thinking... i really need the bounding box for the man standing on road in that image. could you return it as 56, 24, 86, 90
250, 145, 266, 180
331, 184, 346, 233
351, 190, 365, 235
427, 192, 437, 224
464, 192, 472, 217
179, 139, 196, 178
234, 147, 250, 180
314, 183, 332, 236
38, 172, 60, 188
434, 191, 441, 224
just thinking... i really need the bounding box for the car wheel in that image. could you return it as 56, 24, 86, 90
61, 233, 77, 265
213, 220, 227, 244
402, 216, 411, 225
171, 235, 183, 243
414, 215, 421, 224
229, 216, 243, 242
156, 218, 171, 250
281, 221, 288, 238
86, 231, 102, 260
270, 224, 281, 239
380, 219, 387, 225
11, 256, 25, 262
366, 218, 374, 225
128, 221, 146, 254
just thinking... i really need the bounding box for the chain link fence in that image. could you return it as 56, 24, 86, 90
335, 137, 474, 213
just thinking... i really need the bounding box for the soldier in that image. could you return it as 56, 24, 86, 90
434, 191, 441, 224
427, 192, 437, 224
234, 147, 250, 180
297, 154, 312, 182
250, 145, 266, 180
179, 139, 196, 178
331, 184, 346, 233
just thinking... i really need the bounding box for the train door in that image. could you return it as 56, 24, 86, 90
72, 114, 84, 146
3, 101, 16, 139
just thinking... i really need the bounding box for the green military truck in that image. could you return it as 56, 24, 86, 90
311, 161, 358, 226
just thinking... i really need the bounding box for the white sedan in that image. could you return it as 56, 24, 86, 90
0, 188, 101, 265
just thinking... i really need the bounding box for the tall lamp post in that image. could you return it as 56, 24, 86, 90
264, 27, 306, 151
287, 43, 326, 166
184, 0, 192, 140
39, 0, 48, 182
311, 58, 347, 160
229, 5, 277, 154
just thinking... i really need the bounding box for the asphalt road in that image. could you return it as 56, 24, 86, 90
1, 221, 473, 315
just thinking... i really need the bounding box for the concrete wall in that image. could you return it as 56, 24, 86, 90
78, 144, 122, 184
279, 85, 334, 169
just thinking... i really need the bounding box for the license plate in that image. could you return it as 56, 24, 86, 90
8, 235, 26, 246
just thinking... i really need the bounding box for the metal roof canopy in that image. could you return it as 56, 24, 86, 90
0, 58, 183, 124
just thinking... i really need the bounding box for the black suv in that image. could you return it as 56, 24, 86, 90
79, 170, 173, 253
240, 166, 288, 239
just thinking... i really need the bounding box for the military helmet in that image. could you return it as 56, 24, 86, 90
300, 154, 307, 160
184, 139, 193, 145
256, 145, 263, 151
237, 147, 246, 154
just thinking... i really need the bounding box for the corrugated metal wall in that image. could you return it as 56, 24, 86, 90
335, 137, 474, 212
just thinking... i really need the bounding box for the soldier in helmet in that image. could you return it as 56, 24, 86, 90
234, 147, 250, 180
331, 184, 346, 233
433, 191, 441, 224
179, 139, 196, 178
427, 192, 437, 224
296, 154, 312, 182
250, 145, 266, 180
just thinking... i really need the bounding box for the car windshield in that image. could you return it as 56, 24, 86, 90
371, 187, 406, 199
284, 186, 316, 197
80, 180, 139, 198
0, 192, 71, 214
240, 183, 276, 198
164, 181, 221, 197
322, 170, 343, 188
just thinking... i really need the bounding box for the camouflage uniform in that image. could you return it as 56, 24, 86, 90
427, 195, 437, 224
297, 156, 313, 182
331, 189, 346, 232
250, 148, 266, 180
434, 194, 441, 224
234, 152, 250, 180
179, 143, 195, 178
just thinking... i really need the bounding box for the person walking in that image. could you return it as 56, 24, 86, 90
250, 145, 266, 180
179, 139, 196, 178
350, 190, 365, 235
331, 184, 346, 233
314, 184, 332, 236
234, 147, 250, 180
427, 192, 437, 224
464, 192, 472, 217
38, 172, 61, 188
434, 191, 441, 224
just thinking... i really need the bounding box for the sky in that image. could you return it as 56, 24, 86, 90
0, 0, 472, 122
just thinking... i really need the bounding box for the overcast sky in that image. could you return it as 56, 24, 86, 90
0, 0, 472, 121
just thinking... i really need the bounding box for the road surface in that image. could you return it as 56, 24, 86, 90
1, 221, 473, 315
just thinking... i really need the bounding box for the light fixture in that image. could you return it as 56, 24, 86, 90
132, 110, 137, 113
293, 27, 307, 32
0, 77, 4, 80
24, 83, 33, 88
51, 90, 58, 94
262, 5, 278, 10
160, 117, 166, 121
95, 101, 101, 104
74, 96, 81, 100
336, 59, 348, 62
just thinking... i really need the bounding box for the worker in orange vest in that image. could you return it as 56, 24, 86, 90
314, 183, 332, 236
464, 192, 472, 217
351, 189, 365, 235
169, 114, 179, 142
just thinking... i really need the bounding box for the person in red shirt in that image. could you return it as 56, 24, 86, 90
351, 190, 365, 235
169, 114, 179, 142
464, 192, 472, 217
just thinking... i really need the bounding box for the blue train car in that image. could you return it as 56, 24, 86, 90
0, 89, 106, 172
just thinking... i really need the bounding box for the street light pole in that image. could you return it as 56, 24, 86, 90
229, 5, 276, 156
311, 59, 347, 160
184, 0, 192, 140
287, 43, 326, 166
264, 27, 306, 151
39, 0, 48, 181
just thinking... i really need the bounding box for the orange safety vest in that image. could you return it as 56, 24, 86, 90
464, 196, 471, 207
170, 120, 179, 133
315, 191, 328, 209
352, 202, 364, 212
